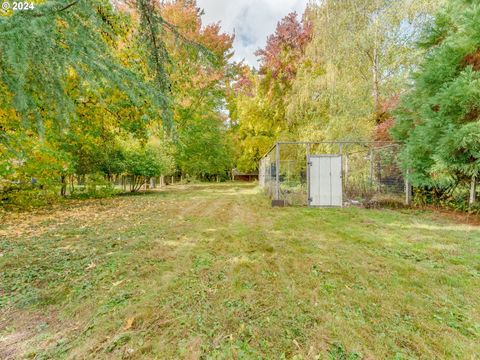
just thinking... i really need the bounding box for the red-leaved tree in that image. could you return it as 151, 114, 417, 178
255, 12, 312, 81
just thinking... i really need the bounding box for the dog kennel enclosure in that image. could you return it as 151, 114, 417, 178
259, 141, 411, 207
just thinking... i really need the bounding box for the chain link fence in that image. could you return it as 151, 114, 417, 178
259, 141, 408, 207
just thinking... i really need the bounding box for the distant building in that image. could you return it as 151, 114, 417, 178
231, 169, 258, 182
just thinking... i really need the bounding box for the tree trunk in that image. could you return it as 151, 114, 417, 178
70, 175, 75, 194
372, 46, 380, 112
470, 176, 477, 206
60, 175, 67, 197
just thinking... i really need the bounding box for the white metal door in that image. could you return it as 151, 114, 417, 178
309, 155, 343, 207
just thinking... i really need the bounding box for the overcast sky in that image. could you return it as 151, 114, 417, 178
196, 0, 309, 67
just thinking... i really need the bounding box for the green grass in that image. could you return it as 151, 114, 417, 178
1, 183, 479, 359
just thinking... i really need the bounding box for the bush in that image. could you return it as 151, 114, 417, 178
70, 174, 118, 199
0, 184, 59, 210
412, 186, 480, 214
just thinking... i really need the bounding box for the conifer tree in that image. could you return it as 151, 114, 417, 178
392, 0, 480, 204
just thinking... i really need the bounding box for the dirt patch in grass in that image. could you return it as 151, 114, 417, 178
415, 205, 480, 226
0, 308, 72, 360
463, 48, 480, 71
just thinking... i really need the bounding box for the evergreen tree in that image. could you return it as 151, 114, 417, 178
392, 0, 480, 204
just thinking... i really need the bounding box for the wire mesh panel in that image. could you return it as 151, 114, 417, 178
259, 141, 406, 207
259, 147, 277, 201
278, 143, 308, 206
343, 144, 405, 205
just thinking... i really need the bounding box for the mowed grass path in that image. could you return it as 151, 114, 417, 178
1, 183, 479, 359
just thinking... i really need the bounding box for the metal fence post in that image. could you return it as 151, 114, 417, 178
306, 143, 311, 206
369, 148, 374, 186
405, 169, 412, 206
344, 154, 349, 190
340, 144, 344, 207
275, 142, 280, 201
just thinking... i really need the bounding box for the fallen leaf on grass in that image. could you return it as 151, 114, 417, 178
186, 337, 202, 360
124, 317, 135, 330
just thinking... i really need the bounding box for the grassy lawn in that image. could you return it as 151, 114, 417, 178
1, 183, 479, 359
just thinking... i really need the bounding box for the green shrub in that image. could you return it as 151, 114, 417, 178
0, 185, 59, 210
70, 174, 118, 199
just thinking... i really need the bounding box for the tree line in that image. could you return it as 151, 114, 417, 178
0, 0, 235, 207
1, 0, 479, 211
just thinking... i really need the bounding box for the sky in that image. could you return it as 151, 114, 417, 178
196, 0, 309, 67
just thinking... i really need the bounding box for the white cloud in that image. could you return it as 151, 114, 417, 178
197, 0, 308, 66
